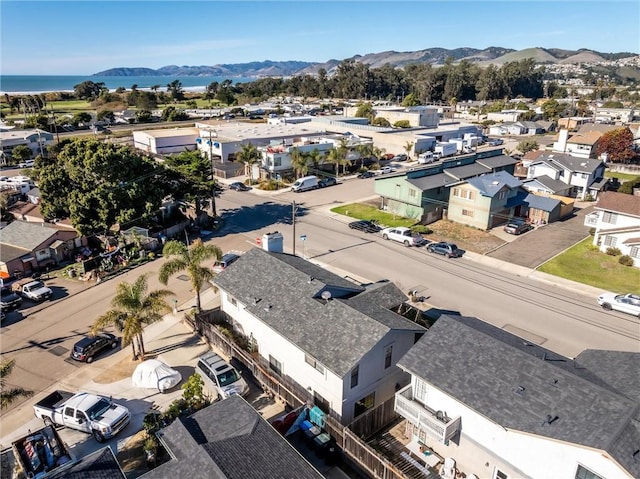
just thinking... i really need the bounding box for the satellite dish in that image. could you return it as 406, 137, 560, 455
321, 291, 332, 301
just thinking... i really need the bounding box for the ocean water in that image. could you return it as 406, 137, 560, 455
0, 75, 258, 94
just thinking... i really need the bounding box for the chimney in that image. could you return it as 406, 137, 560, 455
556, 129, 569, 153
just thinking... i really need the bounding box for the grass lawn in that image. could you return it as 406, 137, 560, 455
538, 237, 640, 294
605, 171, 639, 182
331, 203, 416, 228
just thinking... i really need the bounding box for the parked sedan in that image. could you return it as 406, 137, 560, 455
349, 220, 381, 233
391, 154, 408, 162
71, 333, 120, 363
318, 177, 337, 188
381, 227, 423, 247
229, 182, 250, 191
357, 171, 375, 179
597, 293, 640, 318
504, 222, 533, 235
427, 242, 463, 258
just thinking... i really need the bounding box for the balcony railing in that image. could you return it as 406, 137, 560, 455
394, 384, 461, 443
584, 212, 599, 227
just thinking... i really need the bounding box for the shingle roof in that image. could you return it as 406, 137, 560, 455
145, 396, 323, 479
545, 153, 603, 174
595, 191, 640, 218
407, 172, 458, 190
397, 315, 640, 478
0, 220, 68, 250
46, 447, 126, 479
522, 175, 570, 194
213, 248, 424, 376
523, 193, 561, 212
475, 155, 518, 170
567, 131, 602, 145
466, 171, 522, 197
443, 163, 491, 181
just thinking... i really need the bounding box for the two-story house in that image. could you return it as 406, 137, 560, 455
212, 248, 426, 425
447, 171, 528, 229
395, 315, 640, 479
584, 191, 640, 266
522, 151, 606, 200
553, 129, 602, 159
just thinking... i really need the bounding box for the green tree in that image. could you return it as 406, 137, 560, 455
394, 120, 411, 128
541, 99, 563, 120
135, 110, 153, 123
517, 140, 539, 154
596, 128, 636, 164
167, 80, 185, 102
235, 142, 261, 184
372, 117, 390, 127
97, 110, 115, 124
10, 144, 31, 163
73, 81, 107, 100
618, 177, 640, 194
181, 373, 210, 410
326, 147, 343, 178
158, 238, 222, 313
290, 147, 309, 179
91, 274, 173, 359
1, 359, 33, 409
403, 141, 415, 159
401, 93, 420, 107
161, 106, 189, 122
71, 112, 92, 127
355, 102, 375, 122
164, 150, 217, 217
38, 138, 167, 235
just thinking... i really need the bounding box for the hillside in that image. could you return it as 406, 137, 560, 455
93, 46, 635, 77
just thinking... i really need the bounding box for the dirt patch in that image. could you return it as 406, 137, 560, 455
424, 219, 505, 254
117, 430, 149, 478
93, 355, 145, 384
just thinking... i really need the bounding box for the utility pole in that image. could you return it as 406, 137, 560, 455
292, 201, 296, 256
207, 129, 218, 217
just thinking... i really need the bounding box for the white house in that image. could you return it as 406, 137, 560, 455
584, 191, 640, 266
522, 151, 606, 200
553, 129, 602, 159
395, 315, 640, 479
212, 247, 425, 425
0, 128, 53, 163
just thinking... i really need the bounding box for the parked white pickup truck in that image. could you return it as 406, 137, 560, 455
12, 279, 52, 303
33, 391, 131, 443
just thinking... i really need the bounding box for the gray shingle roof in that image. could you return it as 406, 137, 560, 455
407, 172, 458, 190
475, 155, 518, 170
523, 193, 561, 212
214, 248, 424, 376
46, 447, 126, 479
0, 220, 65, 250
522, 175, 570, 194
443, 163, 491, 181
466, 171, 522, 197
144, 396, 323, 479
397, 315, 640, 478
535, 152, 603, 174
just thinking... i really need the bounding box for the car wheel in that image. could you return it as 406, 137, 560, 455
111, 341, 118, 349
601, 303, 612, 311
92, 430, 105, 443
382, 234, 389, 240
86, 356, 94, 364
445, 253, 451, 258
404, 240, 410, 247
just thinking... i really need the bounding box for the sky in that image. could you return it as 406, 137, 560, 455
1, 0, 639, 75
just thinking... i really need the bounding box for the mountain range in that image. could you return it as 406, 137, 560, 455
93, 47, 637, 77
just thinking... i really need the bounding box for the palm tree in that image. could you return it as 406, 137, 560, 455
404, 141, 415, 160
159, 238, 222, 313
91, 274, 173, 360
236, 143, 261, 185
356, 143, 374, 168
1, 359, 32, 409
308, 148, 324, 172
326, 148, 343, 178
290, 146, 309, 179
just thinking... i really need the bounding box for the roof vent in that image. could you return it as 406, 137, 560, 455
542, 415, 559, 426
515, 386, 525, 395
263, 304, 272, 312
308, 276, 315, 283
253, 297, 261, 305
321, 290, 332, 304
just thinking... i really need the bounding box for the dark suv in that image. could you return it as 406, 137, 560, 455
1, 285, 23, 312
71, 333, 119, 363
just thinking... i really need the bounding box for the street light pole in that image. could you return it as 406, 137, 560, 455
207, 129, 218, 217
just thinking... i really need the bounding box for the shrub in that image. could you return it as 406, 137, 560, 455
589, 228, 596, 236
606, 247, 621, 256
411, 225, 433, 234
618, 255, 634, 266
258, 179, 279, 191
586, 244, 600, 252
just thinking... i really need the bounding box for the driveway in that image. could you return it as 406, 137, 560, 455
486, 205, 594, 269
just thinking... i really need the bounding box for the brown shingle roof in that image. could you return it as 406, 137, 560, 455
522, 149, 546, 161
595, 192, 640, 218
567, 131, 602, 146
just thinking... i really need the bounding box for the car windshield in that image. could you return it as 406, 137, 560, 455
402, 231, 412, 236
86, 397, 111, 420
28, 281, 45, 289
217, 369, 240, 387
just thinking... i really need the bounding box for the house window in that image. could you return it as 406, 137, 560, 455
384, 345, 393, 369
575, 465, 604, 479
602, 211, 618, 224
350, 365, 359, 388
229, 296, 237, 307
414, 378, 428, 402
408, 189, 416, 198
269, 355, 283, 376
305, 354, 325, 374
630, 247, 639, 259
273, 157, 282, 167
354, 392, 375, 418
604, 236, 617, 247
494, 470, 508, 479
498, 190, 506, 200
453, 188, 476, 200
462, 209, 474, 217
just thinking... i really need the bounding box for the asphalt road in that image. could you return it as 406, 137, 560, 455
1, 175, 638, 423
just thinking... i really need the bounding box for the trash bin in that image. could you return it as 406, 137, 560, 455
314, 432, 331, 457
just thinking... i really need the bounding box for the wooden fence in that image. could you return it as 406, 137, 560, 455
191, 310, 410, 479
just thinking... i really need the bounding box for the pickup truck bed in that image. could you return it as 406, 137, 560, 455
35, 391, 74, 412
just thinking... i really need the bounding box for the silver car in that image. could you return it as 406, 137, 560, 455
381, 227, 423, 247
195, 351, 250, 400
597, 293, 640, 318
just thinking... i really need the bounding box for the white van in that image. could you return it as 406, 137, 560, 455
291, 175, 319, 192
417, 152, 434, 164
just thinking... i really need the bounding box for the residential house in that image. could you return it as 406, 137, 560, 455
212, 247, 426, 425
521, 151, 606, 200
521, 175, 573, 197
0, 221, 78, 276
488, 122, 526, 136
395, 315, 640, 479
593, 106, 635, 124
557, 116, 593, 131
518, 120, 547, 135
142, 395, 324, 479
486, 110, 528, 123
584, 191, 640, 266
553, 129, 602, 159
447, 171, 528, 229
46, 447, 126, 479
0, 128, 53, 163
375, 151, 517, 224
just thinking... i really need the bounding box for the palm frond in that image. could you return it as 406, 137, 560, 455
162, 240, 188, 257
158, 257, 188, 285
91, 310, 128, 335
1, 387, 33, 409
